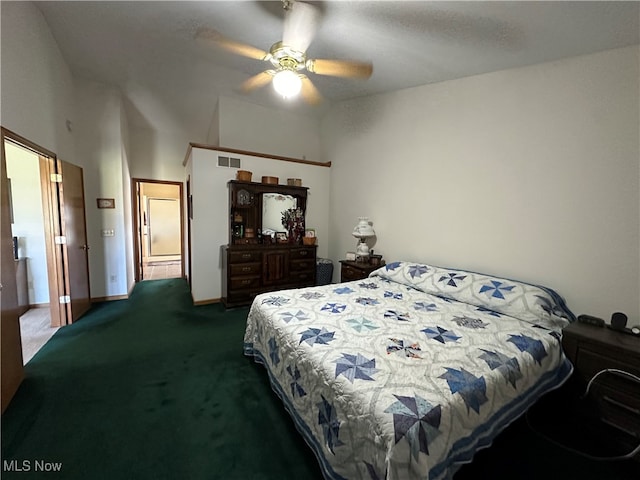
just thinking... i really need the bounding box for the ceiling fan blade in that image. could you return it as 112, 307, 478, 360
307, 58, 373, 79
300, 76, 322, 105
282, 1, 320, 53
240, 71, 274, 93
196, 27, 268, 61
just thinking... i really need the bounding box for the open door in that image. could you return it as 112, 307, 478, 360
1, 139, 24, 412
58, 160, 91, 322
39, 155, 91, 324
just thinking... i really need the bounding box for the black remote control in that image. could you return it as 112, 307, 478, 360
577, 314, 605, 327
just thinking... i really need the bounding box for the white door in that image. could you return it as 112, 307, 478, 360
148, 198, 180, 256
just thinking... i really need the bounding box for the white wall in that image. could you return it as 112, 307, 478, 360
323, 46, 640, 325
189, 147, 331, 303
120, 106, 135, 293
5, 143, 49, 305
0, 2, 134, 301
74, 78, 129, 298
218, 96, 322, 162
0, 1, 76, 161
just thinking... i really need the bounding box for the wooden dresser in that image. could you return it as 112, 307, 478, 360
562, 321, 640, 457
221, 180, 316, 308
222, 245, 316, 307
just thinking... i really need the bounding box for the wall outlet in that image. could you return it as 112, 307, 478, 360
110, 275, 117, 283
101, 229, 115, 237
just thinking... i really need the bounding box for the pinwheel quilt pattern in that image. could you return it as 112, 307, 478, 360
243, 261, 574, 480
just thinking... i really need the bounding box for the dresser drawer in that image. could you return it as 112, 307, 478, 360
290, 248, 315, 260
290, 259, 314, 272
574, 345, 640, 442
290, 270, 314, 283
575, 348, 640, 396
595, 383, 640, 439
229, 250, 260, 264
227, 290, 257, 306
342, 264, 365, 281
230, 262, 261, 276
230, 276, 260, 290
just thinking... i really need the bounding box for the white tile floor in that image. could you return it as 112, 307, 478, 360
143, 260, 182, 280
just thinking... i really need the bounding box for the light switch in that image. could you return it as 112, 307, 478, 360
101, 229, 115, 237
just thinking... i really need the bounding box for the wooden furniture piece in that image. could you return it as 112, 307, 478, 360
222, 180, 316, 307
562, 321, 640, 456
340, 260, 383, 282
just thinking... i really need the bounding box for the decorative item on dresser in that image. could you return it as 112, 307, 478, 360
222, 180, 317, 307
562, 319, 640, 459
339, 259, 383, 282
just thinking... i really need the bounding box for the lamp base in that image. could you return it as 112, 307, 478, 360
356, 239, 370, 261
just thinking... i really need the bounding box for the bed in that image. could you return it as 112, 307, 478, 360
243, 261, 575, 480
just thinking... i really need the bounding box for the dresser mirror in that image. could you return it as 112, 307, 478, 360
262, 193, 297, 234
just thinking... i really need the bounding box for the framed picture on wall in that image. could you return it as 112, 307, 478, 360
97, 198, 115, 209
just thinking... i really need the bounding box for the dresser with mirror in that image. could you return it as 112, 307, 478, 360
221, 180, 317, 307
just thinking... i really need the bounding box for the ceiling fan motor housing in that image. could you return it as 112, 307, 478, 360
269, 41, 306, 72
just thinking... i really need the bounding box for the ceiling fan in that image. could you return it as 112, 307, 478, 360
196, 0, 373, 105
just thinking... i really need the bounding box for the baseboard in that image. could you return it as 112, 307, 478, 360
28, 303, 50, 309
91, 294, 129, 302
193, 298, 221, 306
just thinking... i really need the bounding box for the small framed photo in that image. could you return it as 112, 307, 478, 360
97, 198, 115, 209
305, 229, 316, 238
276, 232, 288, 243
345, 251, 356, 261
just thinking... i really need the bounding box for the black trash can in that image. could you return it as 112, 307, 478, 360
316, 258, 333, 286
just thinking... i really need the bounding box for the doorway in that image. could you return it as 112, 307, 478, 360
4, 140, 58, 363
2, 128, 91, 348
132, 179, 184, 282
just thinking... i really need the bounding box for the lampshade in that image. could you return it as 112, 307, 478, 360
273, 70, 302, 98
352, 217, 375, 239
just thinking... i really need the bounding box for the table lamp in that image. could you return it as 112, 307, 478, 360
352, 217, 375, 261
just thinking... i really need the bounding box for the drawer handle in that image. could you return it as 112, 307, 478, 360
299, 251, 308, 256
603, 395, 640, 416
242, 267, 251, 272
241, 254, 252, 259
241, 279, 251, 285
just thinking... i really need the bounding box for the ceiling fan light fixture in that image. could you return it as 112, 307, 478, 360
272, 69, 302, 98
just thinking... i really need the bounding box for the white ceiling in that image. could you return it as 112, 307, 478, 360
34, 1, 639, 136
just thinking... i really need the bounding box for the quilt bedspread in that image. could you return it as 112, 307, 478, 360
243, 261, 574, 480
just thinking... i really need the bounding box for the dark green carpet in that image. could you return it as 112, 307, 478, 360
1, 279, 322, 480
2, 278, 638, 479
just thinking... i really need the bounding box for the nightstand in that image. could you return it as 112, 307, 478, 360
340, 260, 383, 282
562, 321, 640, 456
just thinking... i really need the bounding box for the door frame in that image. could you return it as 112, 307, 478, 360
131, 178, 184, 282
1, 127, 67, 327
